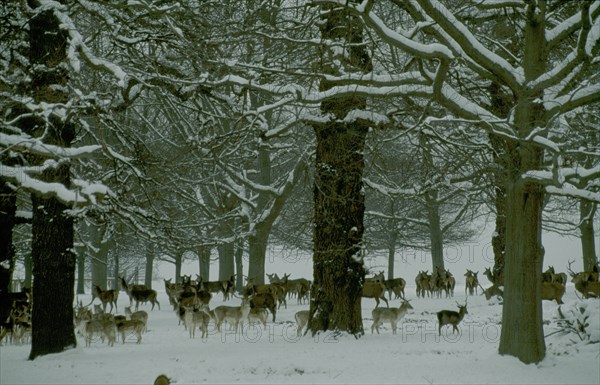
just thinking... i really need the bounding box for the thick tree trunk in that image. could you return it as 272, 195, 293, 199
499, 4, 546, 364
579, 199, 597, 271
27, 3, 77, 359
387, 229, 397, 280
247, 230, 268, 285
308, 3, 371, 336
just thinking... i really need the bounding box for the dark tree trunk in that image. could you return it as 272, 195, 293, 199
76, 253, 85, 295
499, 5, 546, 364
0, 180, 17, 323
218, 240, 235, 281
425, 190, 445, 272
174, 251, 182, 283
488, 81, 513, 286
247, 231, 267, 285
308, 3, 372, 337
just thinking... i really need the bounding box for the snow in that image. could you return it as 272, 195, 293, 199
3, 245, 599, 385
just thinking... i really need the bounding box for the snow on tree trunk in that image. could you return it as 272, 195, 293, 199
27, 4, 77, 360
0, 180, 17, 323
579, 199, 598, 271
499, 7, 546, 364
307, 3, 372, 337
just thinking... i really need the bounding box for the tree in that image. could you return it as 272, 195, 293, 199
329, 0, 600, 363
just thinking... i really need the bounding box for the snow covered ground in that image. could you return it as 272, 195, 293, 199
2, 281, 599, 385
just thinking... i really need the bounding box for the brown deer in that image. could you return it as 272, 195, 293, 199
437, 301, 468, 336
541, 282, 565, 304
88, 285, 119, 313
464, 270, 479, 296
118, 277, 160, 311
154, 374, 171, 385
362, 281, 389, 308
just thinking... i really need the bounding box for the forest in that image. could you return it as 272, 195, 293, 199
1, 0, 599, 367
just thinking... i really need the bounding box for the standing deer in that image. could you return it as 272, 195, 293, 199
371, 300, 413, 335
437, 301, 468, 336
119, 276, 160, 311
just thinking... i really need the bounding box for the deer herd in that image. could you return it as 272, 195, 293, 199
1, 262, 599, 348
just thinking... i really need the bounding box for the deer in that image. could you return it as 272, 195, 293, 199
118, 276, 160, 311
362, 281, 389, 308
116, 319, 145, 344
384, 277, 406, 299
246, 292, 277, 322
124, 306, 148, 331
567, 260, 600, 298
248, 307, 268, 330
84, 319, 116, 347
464, 270, 479, 296
371, 299, 413, 335
415, 271, 430, 298
479, 283, 504, 300
213, 297, 251, 333
295, 310, 309, 337
437, 301, 468, 336
541, 281, 565, 304
88, 285, 119, 313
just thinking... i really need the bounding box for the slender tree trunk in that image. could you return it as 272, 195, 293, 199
580, 199, 598, 271
308, 3, 371, 336
387, 200, 397, 280
76, 253, 85, 295
198, 245, 211, 281
113, 252, 120, 291
235, 239, 244, 292
425, 190, 445, 272
174, 252, 182, 283
499, 5, 546, 364
145, 242, 154, 289
0, 180, 17, 323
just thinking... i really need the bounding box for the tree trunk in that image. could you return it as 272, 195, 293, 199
425, 190, 445, 272
218, 241, 235, 282
0, 179, 17, 323
579, 199, 598, 271
198, 245, 211, 281
235, 239, 244, 292
113, 251, 120, 291
488, 81, 513, 286
498, 5, 546, 364
247, 229, 268, 285
145, 242, 154, 289
90, 223, 109, 290
174, 252, 182, 283
308, 3, 371, 337
76, 253, 85, 295
27, 3, 78, 359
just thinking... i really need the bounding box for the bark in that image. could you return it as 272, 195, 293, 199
90, 223, 109, 290
579, 199, 598, 271
76, 253, 85, 295
425, 190, 445, 272
145, 242, 154, 289
198, 245, 211, 281
488, 81, 513, 286
0, 179, 17, 323
498, 5, 546, 363
218, 239, 235, 281
174, 251, 182, 283
27, 2, 78, 359
247, 230, 268, 284
235, 239, 244, 292
308, 3, 372, 336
